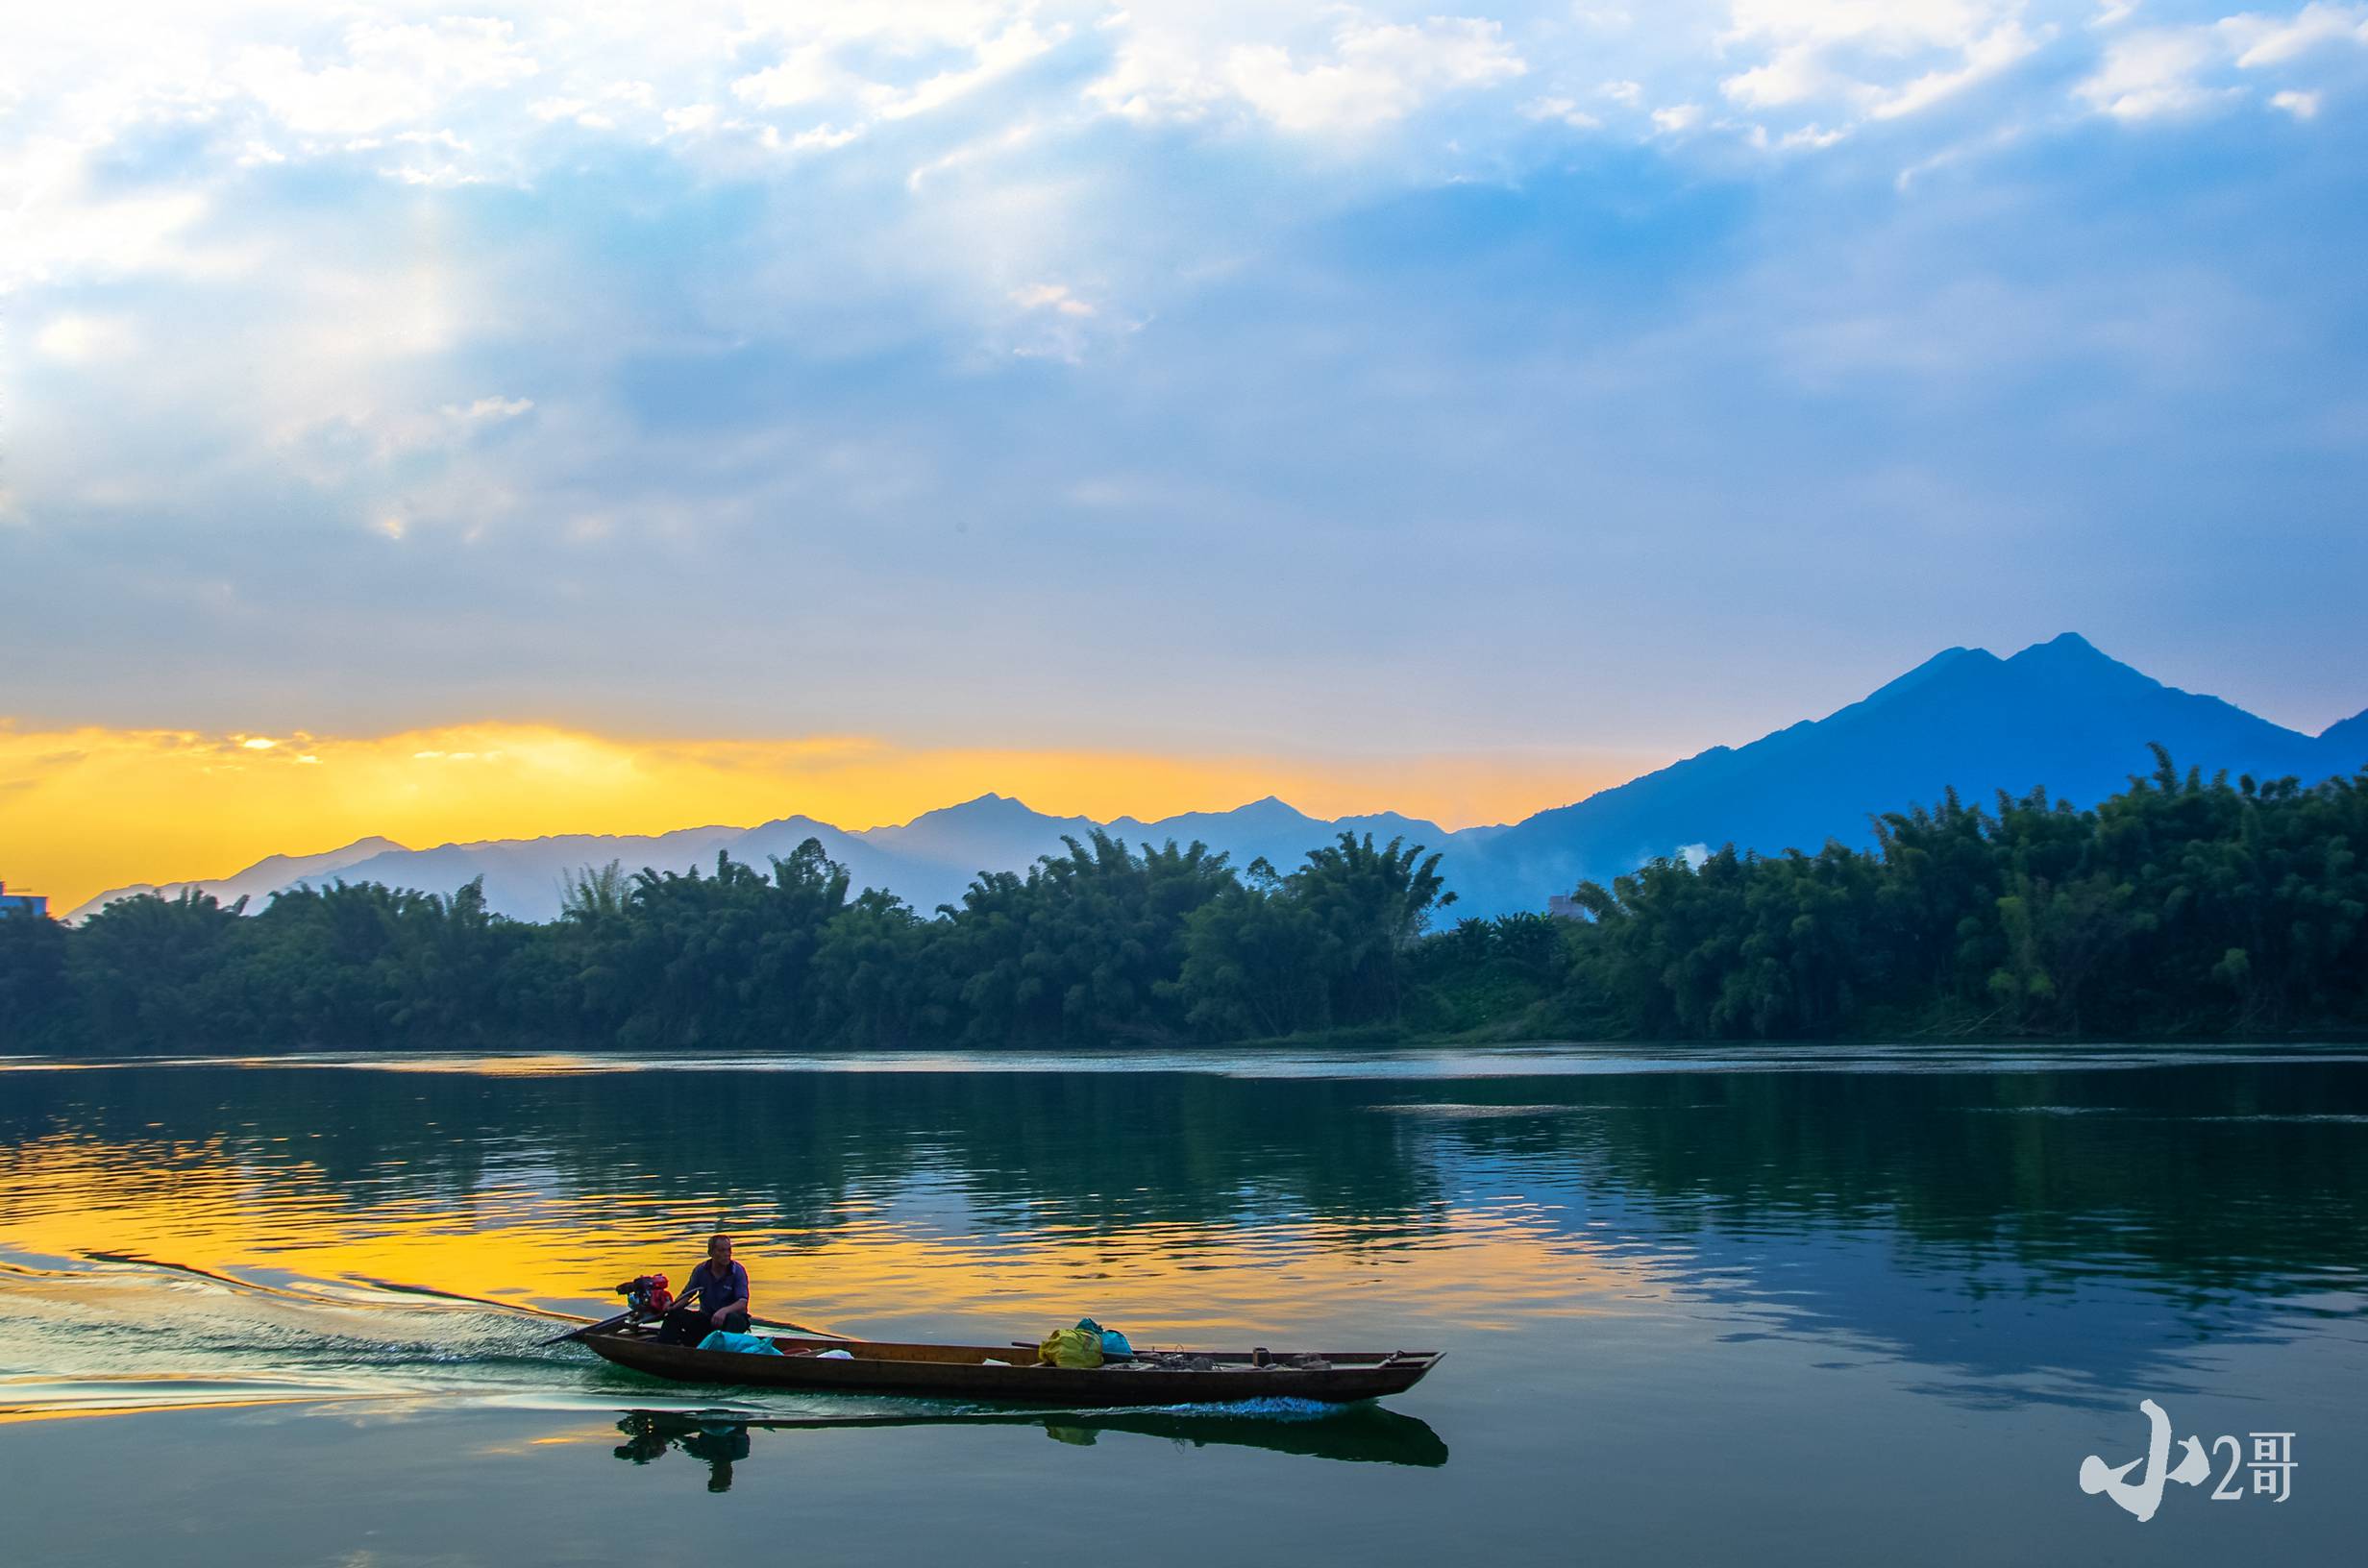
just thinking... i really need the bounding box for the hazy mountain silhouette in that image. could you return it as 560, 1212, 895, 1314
1104, 797, 1476, 885
69, 837, 408, 918
63, 636, 2367, 924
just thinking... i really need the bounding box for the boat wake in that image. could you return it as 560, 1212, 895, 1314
0, 1250, 621, 1421
0, 1253, 1436, 1457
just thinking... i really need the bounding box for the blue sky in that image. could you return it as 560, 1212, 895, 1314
6, 1, 2366, 799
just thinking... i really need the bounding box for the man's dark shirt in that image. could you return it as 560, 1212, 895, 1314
678, 1260, 751, 1315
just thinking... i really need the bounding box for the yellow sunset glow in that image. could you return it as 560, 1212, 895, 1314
0, 1120, 1658, 1381
0, 720, 1647, 911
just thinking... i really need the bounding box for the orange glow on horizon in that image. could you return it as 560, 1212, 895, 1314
0, 719, 1653, 911
0, 1119, 1665, 1424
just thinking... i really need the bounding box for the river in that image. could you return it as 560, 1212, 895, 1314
2, 1045, 2361, 1562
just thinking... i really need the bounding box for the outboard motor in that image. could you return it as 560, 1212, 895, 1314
615, 1273, 673, 1318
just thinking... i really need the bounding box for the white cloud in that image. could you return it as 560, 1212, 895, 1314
880, 18, 1069, 121
1868, 21, 2047, 118
1723, 44, 1842, 110
34, 312, 138, 363
1718, 3, 2052, 134
2076, 28, 2234, 118
1781, 122, 1850, 148
1652, 103, 1704, 133
2073, 5, 2368, 121
444, 396, 535, 424
731, 46, 851, 111
1, 183, 215, 290
763, 122, 863, 154
1012, 282, 1097, 316
1524, 95, 1602, 128
2218, 3, 2368, 68
1090, 14, 1525, 133
228, 18, 539, 140
904, 118, 1038, 189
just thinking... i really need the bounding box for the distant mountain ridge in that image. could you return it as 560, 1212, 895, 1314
64, 635, 2368, 924
1440, 632, 2363, 918
70, 837, 409, 919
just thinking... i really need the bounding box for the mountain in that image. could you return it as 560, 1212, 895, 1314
1443, 633, 2363, 917
317, 826, 752, 924
66, 837, 408, 919
1105, 796, 1472, 883
2318, 707, 2368, 765
62, 635, 2367, 926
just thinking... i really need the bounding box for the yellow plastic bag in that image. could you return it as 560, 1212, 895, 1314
1038, 1326, 1104, 1368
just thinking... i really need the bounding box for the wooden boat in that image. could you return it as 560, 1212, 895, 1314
580, 1325, 1443, 1407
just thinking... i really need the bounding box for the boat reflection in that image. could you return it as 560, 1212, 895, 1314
611, 1401, 1449, 1489
614, 1412, 753, 1491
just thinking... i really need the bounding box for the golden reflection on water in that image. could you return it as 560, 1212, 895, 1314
0, 1125, 1665, 1347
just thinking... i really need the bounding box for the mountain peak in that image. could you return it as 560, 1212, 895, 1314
2009, 630, 2120, 668
1993, 632, 2168, 698
1859, 645, 1996, 709
906, 793, 1034, 822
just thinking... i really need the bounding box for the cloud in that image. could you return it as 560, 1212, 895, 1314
1867, 22, 2048, 119
2076, 27, 2237, 117
34, 313, 139, 363
442, 396, 535, 423
1089, 13, 1525, 132
730, 46, 847, 111
1524, 96, 1603, 129
7, 0, 2368, 800
228, 18, 540, 141
879, 17, 1070, 121
2219, 2, 2368, 67
1719, 1, 2049, 125
1011, 282, 1096, 316
2075, 5, 2368, 120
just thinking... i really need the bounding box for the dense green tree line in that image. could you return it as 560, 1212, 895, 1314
3, 751, 2361, 1050
1544, 748, 2368, 1040
0, 830, 1457, 1051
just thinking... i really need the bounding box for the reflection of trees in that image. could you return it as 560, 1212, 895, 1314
1402, 1064, 2368, 1303
7, 1059, 2362, 1342
0, 1067, 1450, 1238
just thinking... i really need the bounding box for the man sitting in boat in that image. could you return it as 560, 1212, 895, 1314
654, 1233, 752, 1345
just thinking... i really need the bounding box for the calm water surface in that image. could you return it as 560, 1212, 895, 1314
2, 1045, 2362, 1564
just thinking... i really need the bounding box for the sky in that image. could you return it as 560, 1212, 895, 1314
5, 1, 2367, 905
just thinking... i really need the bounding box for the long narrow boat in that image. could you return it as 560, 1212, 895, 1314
580, 1325, 1443, 1407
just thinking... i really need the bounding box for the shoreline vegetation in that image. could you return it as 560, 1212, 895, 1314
6, 749, 2363, 1053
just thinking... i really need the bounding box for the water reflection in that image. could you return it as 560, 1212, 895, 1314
616, 1412, 751, 1491
0, 1054, 2363, 1421
610, 1402, 1450, 1491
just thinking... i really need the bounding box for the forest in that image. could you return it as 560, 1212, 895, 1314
4, 748, 2363, 1050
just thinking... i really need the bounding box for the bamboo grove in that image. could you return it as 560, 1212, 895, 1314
5, 750, 2362, 1049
